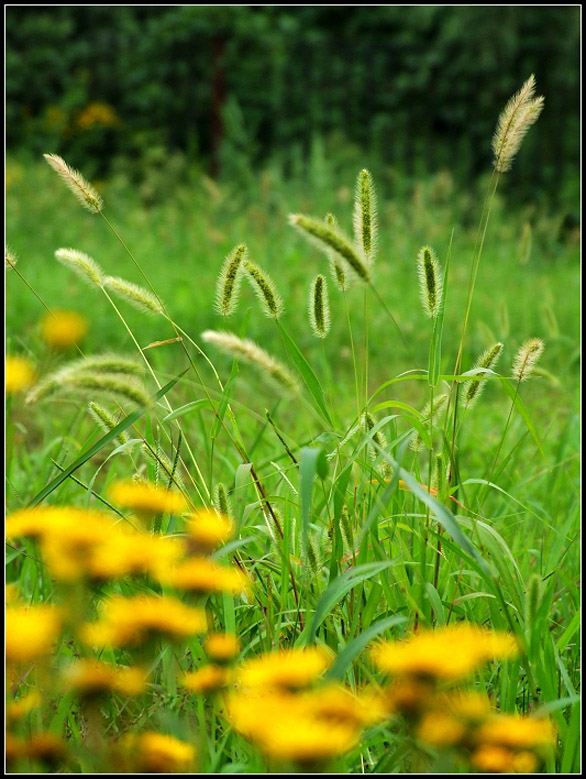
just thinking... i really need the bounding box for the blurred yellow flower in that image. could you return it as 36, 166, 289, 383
6, 691, 42, 724
76, 102, 121, 132
182, 664, 229, 694
371, 623, 519, 682
6, 355, 36, 393
237, 646, 332, 691
471, 744, 538, 773
81, 594, 207, 648
159, 556, 250, 596
204, 632, 241, 663
41, 310, 88, 349
416, 711, 467, 747
476, 713, 556, 750
6, 604, 62, 664
109, 480, 187, 516
185, 509, 234, 553
117, 732, 195, 773
63, 659, 147, 698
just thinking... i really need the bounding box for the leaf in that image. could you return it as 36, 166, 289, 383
299, 446, 327, 553
499, 376, 549, 465
163, 399, 211, 422
28, 370, 188, 507
277, 321, 333, 426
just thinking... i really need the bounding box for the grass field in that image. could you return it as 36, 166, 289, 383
5, 135, 580, 774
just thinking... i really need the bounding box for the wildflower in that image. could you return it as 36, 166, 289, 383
41, 310, 88, 349
237, 646, 332, 691
81, 594, 207, 648
108, 480, 187, 516
6, 691, 42, 724
24, 732, 67, 769
6, 355, 36, 393
476, 714, 556, 751
63, 660, 147, 698
116, 732, 196, 773
371, 623, 519, 682
159, 557, 250, 596
184, 509, 235, 553
204, 632, 241, 663
6, 605, 62, 664
182, 665, 230, 694
416, 711, 467, 748
87, 529, 183, 582
471, 744, 538, 773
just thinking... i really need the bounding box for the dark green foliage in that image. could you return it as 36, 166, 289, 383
6, 6, 579, 201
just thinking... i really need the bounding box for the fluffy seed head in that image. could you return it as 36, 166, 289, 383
243, 260, 284, 319
309, 274, 331, 339
55, 248, 104, 288
353, 169, 378, 265
214, 483, 234, 520
463, 342, 503, 410
289, 214, 371, 284
324, 214, 349, 291
512, 338, 544, 382
6, 245, 18, 270
44, 153, 104, 213
202, 330, 298, 393
88, 401, 130, 446
417, 245, 443, 318
492, 75, 544, 173
362, 412, 392, 478
104, 276, 163, 316
215, 244, 247, 317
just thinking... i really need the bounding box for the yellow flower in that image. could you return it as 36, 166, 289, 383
384, 676, 435, 719
227, 688, 359, 765
86, 528, 183, 581
6, 355, 36, 393
416, 711, 467, 748
371, 624, 519, 682
476, 714, 556, 751
204, 632, 241, 663
299, 683, 387, 728
81, 594, 207, 648
6, 691, 42, 724
471, 744, 538, 773
6, 604, 62, 664
109, 480, 187, 516
118, 732, 195, 773
237, 646, 332, 691
41, 310, 88, 349
159, 556, 250, 596
23, 732, 67, 768
185, 509, 234, 552
63, 660, 147, 698
182, 665, 229, 694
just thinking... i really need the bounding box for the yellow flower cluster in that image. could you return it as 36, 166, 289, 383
75, 102, 121, 132
41, 310, 88, 350
109, 480, 188, 517
62, 659, 147, 698
226, 646, 385, 767
6, 604, 63, 665
113, 732, 195, 773
184, 508, 235, 553
81, 594, 207, 649
370, 626, 555, 773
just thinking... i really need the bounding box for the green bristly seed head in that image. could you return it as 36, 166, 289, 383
214, 483, 233, 518
88, 402, 130, 446
104, 275, 163, 316
309, 274, 331, 339
353, 168, 377, 265
289, 214, 371, 284
417, 245, 442, 318
324, 213, 349, 291
463, 342, 504, 410
243, 260, 284, 319
410, 393, 449, 451
512, 338, 544, 382
55, 248, 105, 288
216, 243, 247, 317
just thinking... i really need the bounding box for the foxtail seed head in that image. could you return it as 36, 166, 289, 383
88, 402, 130, 446
215, 244, 247, 317
309, 274, 331, 339
363, 412, 392, 478
512, 338, 544, 382
492, 75, 544, 173
201, 330, 298, 393
213, 483, 233, 520
5, 246, 18, 270
43, 153, 104, 213
417, 245, 442, 318
242, 260, 284, 319
353, 169, 377, 265
463, 342, 504, 410
55, 248, 104, 288
289, 214, 371, 284
325, 214, 349, 291
410, 393, 449, 452
104, 276, 163, 316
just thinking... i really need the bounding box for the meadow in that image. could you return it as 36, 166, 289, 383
5, 77, 580, 773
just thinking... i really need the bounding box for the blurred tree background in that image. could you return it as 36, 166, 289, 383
6, 6, 580, 207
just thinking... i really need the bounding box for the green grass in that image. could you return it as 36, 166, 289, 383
6, 147, 580, 774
